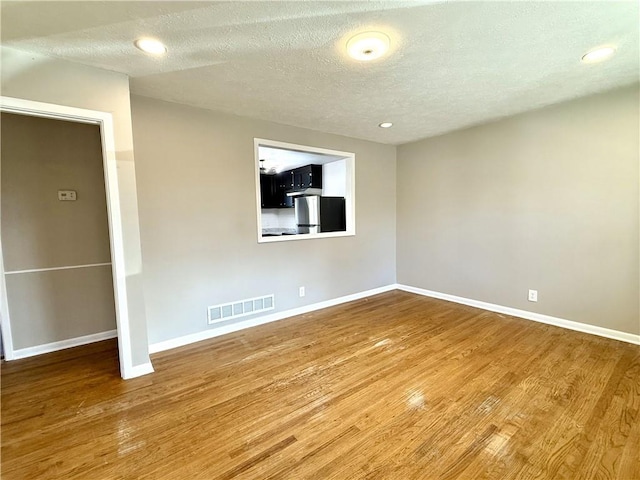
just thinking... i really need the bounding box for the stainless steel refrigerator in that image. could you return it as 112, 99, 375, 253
294, 196, 346, 234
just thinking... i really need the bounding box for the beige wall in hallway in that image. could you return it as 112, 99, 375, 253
397, 85, 639, 335
2, 114, 111, 271
1, 113, 116, 349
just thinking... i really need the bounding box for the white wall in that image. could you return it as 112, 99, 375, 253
0, 46, 151, 367
323, 160, 347, 197
130, 95, 397, 346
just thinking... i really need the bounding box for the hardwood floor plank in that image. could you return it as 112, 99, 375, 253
2, 291, 638, 479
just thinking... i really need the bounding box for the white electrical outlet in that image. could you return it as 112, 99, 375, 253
299, 286, 305, 297
528, 289, 538, 302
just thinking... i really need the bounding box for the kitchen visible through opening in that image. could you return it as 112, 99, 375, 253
254, 139, 355, 243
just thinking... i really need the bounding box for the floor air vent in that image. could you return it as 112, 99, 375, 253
207, 294, 274, 325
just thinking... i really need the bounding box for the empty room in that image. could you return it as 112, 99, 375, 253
1, 2, 638, 479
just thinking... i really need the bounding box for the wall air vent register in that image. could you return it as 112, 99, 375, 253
207, 294, 274, 325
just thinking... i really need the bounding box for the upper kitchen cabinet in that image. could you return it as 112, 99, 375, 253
259, 173, 278, 208
255, 138, 355, 243
288, 165, 323, 193
260, 172, 294, 209
275, 172, 294, 207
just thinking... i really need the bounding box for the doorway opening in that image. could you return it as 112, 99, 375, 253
0, 96, 140, 379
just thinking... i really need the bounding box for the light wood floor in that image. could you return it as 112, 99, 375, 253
2, 291, 639, 479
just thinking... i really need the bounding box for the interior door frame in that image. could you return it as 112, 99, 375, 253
0, 96, 136, 379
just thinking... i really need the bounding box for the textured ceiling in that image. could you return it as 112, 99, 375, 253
1, 1, 638, 145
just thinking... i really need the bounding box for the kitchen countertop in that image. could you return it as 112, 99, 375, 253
261, 227, 299, 236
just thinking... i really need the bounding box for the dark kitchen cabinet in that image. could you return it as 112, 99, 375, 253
260, 164, 322, 209
260, 174, 279, 208
287, 165, 322, 192
275, 172, 294, 208
261, 173, 293, 208
293, 165, 322, 190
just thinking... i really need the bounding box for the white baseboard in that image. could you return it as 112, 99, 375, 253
123, 361, 154, 379
12, 329, 118, 360
396, 284, 640, 345
148, 282, 639, 354
149, 284, 397, 354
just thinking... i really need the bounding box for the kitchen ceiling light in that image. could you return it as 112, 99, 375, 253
581, 46, 616, 63
347, 32, 390, 61
378, 122, 393, 128
134, 37, 167, 55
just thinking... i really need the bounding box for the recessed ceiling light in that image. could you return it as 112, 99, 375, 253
581, 46, 616, 63
134, 37, 167, 55
347, 32, 390, 61
379, 122, 393, 128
